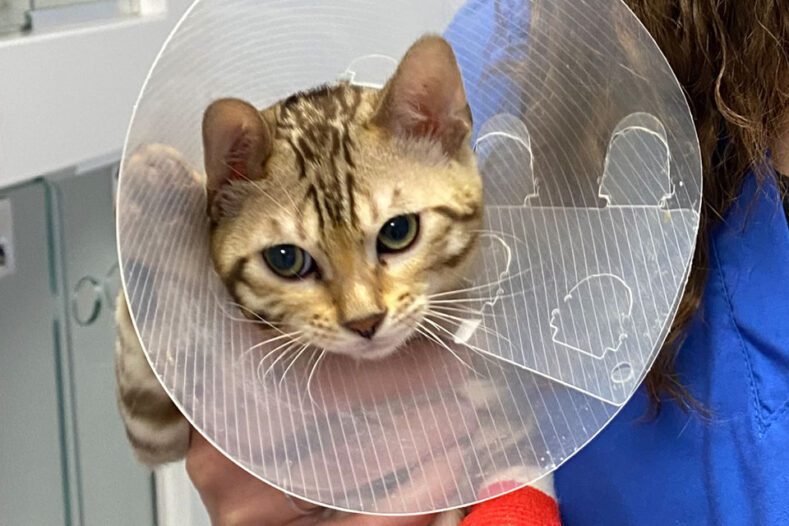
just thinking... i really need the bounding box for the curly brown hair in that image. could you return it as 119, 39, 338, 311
623, 0, 789, 413
519, 0, 788, 414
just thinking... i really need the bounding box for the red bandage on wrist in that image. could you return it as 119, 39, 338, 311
461, 484, 561, 526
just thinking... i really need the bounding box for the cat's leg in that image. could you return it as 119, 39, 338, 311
115, 295, 190, 465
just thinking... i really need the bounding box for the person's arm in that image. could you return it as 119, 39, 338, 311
461, 484, 560, 526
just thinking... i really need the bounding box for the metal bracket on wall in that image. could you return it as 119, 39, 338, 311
25, 0, 139, 33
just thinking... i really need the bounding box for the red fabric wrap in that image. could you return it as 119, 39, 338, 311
461, 486, 561, 526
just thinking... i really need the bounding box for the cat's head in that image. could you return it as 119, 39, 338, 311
203, 35, 481, 360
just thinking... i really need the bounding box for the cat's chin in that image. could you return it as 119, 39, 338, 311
326, 332, 415, 362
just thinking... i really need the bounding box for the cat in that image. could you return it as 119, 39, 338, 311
116, 35, 549, 523
203, 47, 480, 364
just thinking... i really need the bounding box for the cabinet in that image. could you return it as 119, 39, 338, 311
0, 164, 157, 525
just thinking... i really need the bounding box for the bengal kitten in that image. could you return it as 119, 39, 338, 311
116, 35, 520, 521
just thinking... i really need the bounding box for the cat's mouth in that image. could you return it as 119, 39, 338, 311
324, 331, 415, 361
314, 321, 420, 361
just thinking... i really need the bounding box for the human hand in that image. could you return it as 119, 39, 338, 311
186, 428, 438, 526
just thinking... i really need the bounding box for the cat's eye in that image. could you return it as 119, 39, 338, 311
262, 244, 316, 279
377, 214, 420, 254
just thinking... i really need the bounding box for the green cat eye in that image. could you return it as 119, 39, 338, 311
377, 214, 420, 254
262, 244, 316, 279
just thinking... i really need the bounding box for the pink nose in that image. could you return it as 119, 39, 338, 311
343, 311, 386, 339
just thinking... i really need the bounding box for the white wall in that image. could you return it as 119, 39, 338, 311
0, 0, 191, 188
0, 2, 205, 524
157, 462, 211, 526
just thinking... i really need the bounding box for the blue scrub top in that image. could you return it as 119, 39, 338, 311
553, 174, 789, 526
445, 3, 789, 524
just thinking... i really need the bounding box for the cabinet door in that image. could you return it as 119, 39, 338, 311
0, 181, 68, 524
49, 164, 157, 525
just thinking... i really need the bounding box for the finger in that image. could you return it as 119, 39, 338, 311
312, 446, 466, 526
325, 511, 436, 526
186, 429, 325, 525
385, 445, 468, 512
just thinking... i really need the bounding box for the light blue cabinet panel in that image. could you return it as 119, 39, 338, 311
0, 165, 157, 525
48, 165, 156, 526
0, 180, 68, 524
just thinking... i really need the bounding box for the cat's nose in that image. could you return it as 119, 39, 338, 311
343, 310, 387, 339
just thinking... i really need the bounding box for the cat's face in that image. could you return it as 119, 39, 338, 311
204, 36, 481, 360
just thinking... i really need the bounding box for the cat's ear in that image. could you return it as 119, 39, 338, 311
372, 35, 471, 156
202, 98, 272, 196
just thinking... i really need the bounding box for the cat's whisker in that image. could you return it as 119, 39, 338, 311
207, 286, 287, 336
209, 289, 261, 323
256, 344, 290, 383
415, 322, 483, 377
416, 326, 483, 378
428, 287, 530, 304
225, 301, 285, 325
237, 331, 303, 363
424, 309, 512, 344
222, 312, 283, 327
225, 301, 287, 335
427, 280, 508, 299
426, 306, 486, 321
462, 343, 504, 368
419, 317, 502, 369
278, 343, 311, 388
426, 266, 534, 300
427, 297, 500, 305
306, 350, 327, 409
428, 303, 493, 316
257, 336, 306, 366
470, 228, 526, 245
213, 301, 272, 325
257, 341, 302, 384
221, 314, 273, 325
